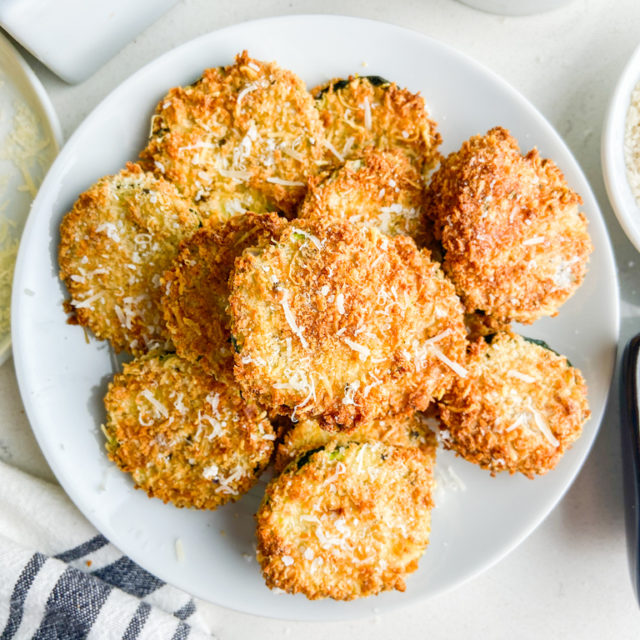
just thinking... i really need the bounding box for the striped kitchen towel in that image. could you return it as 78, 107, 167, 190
0, 461, 213, 639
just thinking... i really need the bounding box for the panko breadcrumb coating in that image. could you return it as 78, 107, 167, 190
103, 353, 275, 509
229, 219, 467, 431
140, 51, 325, 219
256, 441, 435, 600
425, 127, 592, 328
437, 331, 590, 478
313, 75, 441, 177
58, 163, 200, 355
274, 411, 437, 473
161, 212, 286, 381
298, 149, 432, 247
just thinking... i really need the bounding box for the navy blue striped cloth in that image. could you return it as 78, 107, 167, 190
1, 533, 210, 639
0, 462, 212, 640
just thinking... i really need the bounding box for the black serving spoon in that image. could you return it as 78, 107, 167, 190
621, 334, 640, 606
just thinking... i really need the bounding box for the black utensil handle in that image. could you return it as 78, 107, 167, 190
622, 334, 640, 607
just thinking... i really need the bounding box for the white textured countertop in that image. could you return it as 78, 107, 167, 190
2, 0, 640, 637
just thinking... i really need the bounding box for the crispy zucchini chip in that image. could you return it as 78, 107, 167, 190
162, 212, 286, 381
438, 331, 590, 478
140, 51, 325, 219
59, 162, 200, 355
230, 220, 467, 430
313, 75, 441, 177
103, 353, 275, 509
257, 442, 434, 599
426, 127, 592, 326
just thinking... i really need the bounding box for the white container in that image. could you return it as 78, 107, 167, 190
0, 0, 178, 84
457, 0, 575, 15
0, 32, 61, 366
602, 42, 640, 253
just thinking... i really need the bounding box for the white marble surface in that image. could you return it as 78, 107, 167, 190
2, 0, 640, 636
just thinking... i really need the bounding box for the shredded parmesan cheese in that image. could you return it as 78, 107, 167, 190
431, 347, 468, 378
426, 328, 452, 345
140, 389, 169, 419
266, 177, 305, 187
216, 165, 251, 181
322, 138, 345, 163
522, 236, 545, 246
279, 288, 308, 349
507, 369, 536, 383
71, 291, 103, 309
0, 92, 54, 341
362, 97, 372, 130
343, 337, 370, 361
0, 221, 18, 336
625, 81, 640, 204
323, 461, 347, 486
236, 79, 269, 107
531, 409, 560, 447
342, 136, 355, 157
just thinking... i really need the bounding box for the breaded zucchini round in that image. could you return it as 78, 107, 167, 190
161, 212, 286, 381
437, 331, 590, 478
425, 127, 593, 327
274, 411, 437, 473
103, 353, 275, 509
140, 51, 325, 219
298, 149, 432, 246
313, 75, 441, 177
58, 163, 200, 355
256, 441, 434, 600
229, 219, 467, 431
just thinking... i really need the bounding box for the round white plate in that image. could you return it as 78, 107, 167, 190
0, 31, 61, 365
12, 15, 619, 620
602, 41, 640, 253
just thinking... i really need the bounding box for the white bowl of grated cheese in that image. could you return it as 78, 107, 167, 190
0, 33, 61, 366
603, 42, 640, 254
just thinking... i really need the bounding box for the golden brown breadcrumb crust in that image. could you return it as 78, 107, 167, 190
274, 411, 437, 473
229, 219, 467, 431
140, 51, 325, 219
256, 442, 434, 600
313, 76, 441, 178
298, 148, 433, 247
103, 353, 275, 509
425, 127, 592, 326
437, 332, 590, 478
58, 162, 200, 355
161, 212, 286, 382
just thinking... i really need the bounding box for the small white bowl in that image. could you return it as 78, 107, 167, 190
0, 33, 61, 366
456, 0, 574, 16
602, 42, 640, 253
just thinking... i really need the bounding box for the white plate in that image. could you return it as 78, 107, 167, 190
12, 15, 619, 620
602, 41, 640, 253
0, 32, 61, 365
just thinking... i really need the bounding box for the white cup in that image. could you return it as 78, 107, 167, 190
456, 0, 575, 15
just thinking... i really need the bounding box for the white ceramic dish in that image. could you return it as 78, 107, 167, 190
456, 0, 574, 16
12, 15, 618, 620
602, 42, 640, 253
0, 0, 179, 84
0, 32, 61, 366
